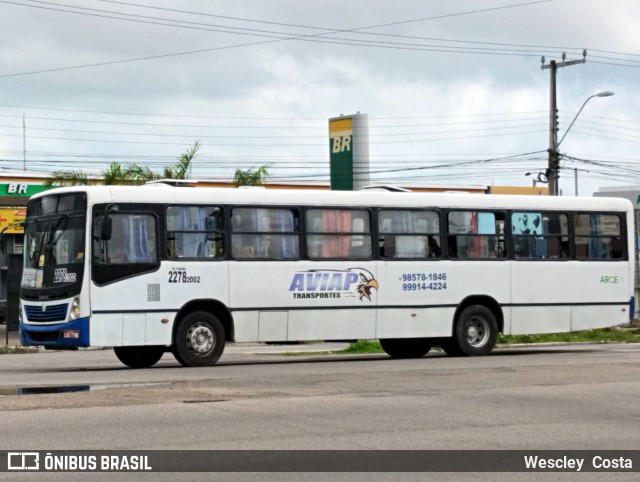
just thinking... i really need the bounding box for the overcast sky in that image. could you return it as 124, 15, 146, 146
2, 0, 640, 195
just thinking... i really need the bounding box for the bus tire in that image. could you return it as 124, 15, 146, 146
453, 304, 498, 356
173, 311, 225, 367
379, 338, 432, 359
113, 346, 165, 368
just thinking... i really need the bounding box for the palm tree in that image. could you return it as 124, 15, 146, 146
121, 164, 159, 185
43, 142, 200, 187
162, 142, 199, 179
44, 169, 95, 187
233, 164, 270, 187
101, 162, 137, 185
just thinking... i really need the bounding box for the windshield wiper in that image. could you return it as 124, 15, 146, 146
48, 214, 69, 248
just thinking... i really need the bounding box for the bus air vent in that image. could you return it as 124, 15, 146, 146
148, 284, 160, 302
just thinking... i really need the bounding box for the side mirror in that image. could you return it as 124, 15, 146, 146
101, 216, 112, 241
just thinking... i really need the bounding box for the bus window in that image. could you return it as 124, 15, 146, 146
447, 211, 506, 259
574, 213, 624, 260
94, 213, 157, 264
231, 207, 299, 260
512, 212, 569, 260
378, 210, 440, 259
166, 206, 224, 259
306, 208, 372, 260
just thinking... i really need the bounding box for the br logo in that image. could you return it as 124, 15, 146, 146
331, 135, 351, 153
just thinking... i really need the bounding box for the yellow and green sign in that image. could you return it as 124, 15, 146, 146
329, 117, 354, 190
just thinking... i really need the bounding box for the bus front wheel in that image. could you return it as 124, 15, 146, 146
380, 338, 432, 359
172, 311, 226, 367
114, 346, 165, 368
448, 304, 498, 356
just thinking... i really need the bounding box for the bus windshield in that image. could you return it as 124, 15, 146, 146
22, 193, 87, 295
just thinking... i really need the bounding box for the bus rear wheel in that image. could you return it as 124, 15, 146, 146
114, 346, 165, 368
172, 311, 226, 367
448, 304, 498, 356
379, 338, 432, 359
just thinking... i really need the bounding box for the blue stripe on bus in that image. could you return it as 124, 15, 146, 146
91, 301, 630, 315
20, 317, 90, 347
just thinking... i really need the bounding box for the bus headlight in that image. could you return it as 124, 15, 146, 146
70, 297, 81, 320
18, 301, 22, 322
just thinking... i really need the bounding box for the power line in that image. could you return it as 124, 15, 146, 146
0, 103, 548, 121
1, 0, 557, 77
0, 112, 548, 129
0, 121, 548, 139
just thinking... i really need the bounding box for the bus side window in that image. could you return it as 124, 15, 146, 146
306, 208, 371, 260
378, 209, 439, 260
231, 207, 299, 260
166, 206, 224, 259
447, 210, 505, 259
512, 212, 568, 260
574, 213, 623, 261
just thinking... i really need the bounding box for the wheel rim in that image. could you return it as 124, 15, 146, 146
186, 322, 215, 356
465, 315, 489, 347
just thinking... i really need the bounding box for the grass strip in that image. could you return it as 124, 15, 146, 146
337, 326, 640, 355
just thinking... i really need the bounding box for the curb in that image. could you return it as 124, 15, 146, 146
0, 346, 43, 354
1, 340, 638, 356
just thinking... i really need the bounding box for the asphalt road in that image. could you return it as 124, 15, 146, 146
0, 341, 638, 481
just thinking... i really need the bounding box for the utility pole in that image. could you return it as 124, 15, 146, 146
541, 51, 586, 196
23, 114, 26, 170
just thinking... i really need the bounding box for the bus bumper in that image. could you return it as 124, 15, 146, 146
20, 317, 90, 348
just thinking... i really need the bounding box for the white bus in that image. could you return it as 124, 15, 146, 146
19, 184, 635, 368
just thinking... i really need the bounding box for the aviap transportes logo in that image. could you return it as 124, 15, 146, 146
288, 268, 379, 301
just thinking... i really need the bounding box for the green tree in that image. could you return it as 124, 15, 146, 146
44, 142, 200, 187
162, 142, 199, 179
101, 162, 136, 185
44, 169, 95, 187
233, 164, 270, 187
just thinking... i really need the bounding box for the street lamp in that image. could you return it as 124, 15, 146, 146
557, 91, 614, 148
548, 90, 614, 196
525, 171, 548, 186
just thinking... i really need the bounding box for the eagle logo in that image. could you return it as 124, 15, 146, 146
355, 269, 379, 302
